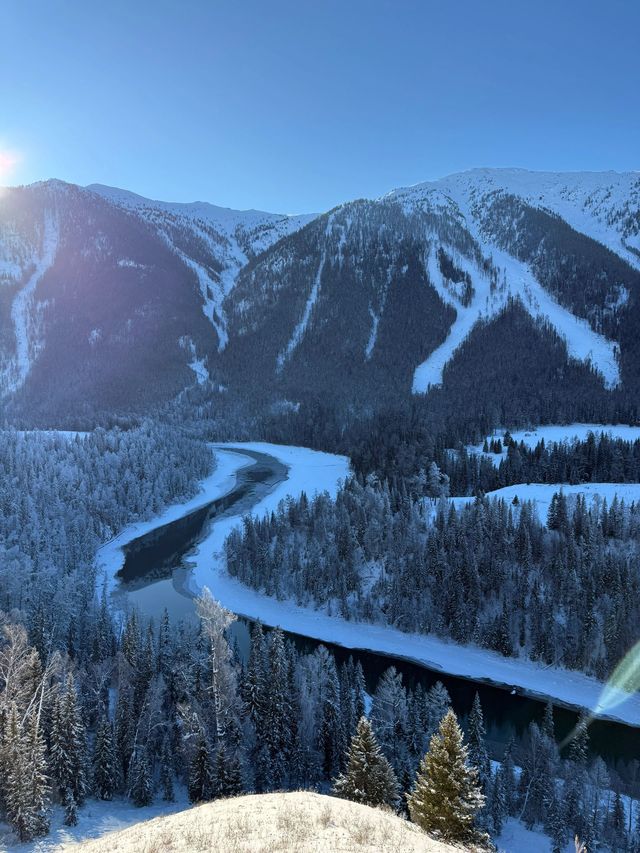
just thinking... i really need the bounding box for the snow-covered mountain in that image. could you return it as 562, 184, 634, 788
225, 168, 640, 412
1, 169, 639, 422
86, 183, 315, 349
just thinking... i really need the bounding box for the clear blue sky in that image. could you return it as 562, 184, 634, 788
2, 0, 639, 213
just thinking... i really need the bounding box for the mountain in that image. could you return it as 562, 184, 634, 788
66, 791, 460, 852
1, 169, 639, 426
0, 180, 312, 418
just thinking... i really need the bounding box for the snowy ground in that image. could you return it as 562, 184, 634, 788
60, 792, 458, 852
0, 791, 190, 852
96, 440, 640, 728
451, 482, 640, 523
96, 445, 254, 592
496, 818, 572, 853
469, 423, 640, 464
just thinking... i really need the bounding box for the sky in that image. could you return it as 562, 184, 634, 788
1, 0, 639, 213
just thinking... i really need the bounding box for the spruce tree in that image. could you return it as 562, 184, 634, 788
50, 674, 88, 807
92, 714, 116, 800
467, 693, 491, 790
490, 768, 507, 835
5, 706, 50, 842
159, 736, 175, 802
129, 749, 153, 807
545, 788, 567, 853
407, 709, 486, 846
569, 714, 590, 766
188, 731, 215, 803
332, 716, 399, 809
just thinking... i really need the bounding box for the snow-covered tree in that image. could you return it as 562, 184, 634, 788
333, 716, 399, 808
92, 714, 116, 800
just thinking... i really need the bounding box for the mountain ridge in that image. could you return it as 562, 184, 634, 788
1, 169, 639, 426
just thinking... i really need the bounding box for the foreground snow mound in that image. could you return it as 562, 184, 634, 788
67, 791, 461, 852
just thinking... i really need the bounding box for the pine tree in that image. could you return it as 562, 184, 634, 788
467, 693, 491, 790
407, 709, 486, 846
50, 673, 88, 806
611, 790, 626, 851
569, 714, 590, 766
4, 705, 50, 842
189, 731, 215, 803
546, 787, 567, 853
129, 749, 153, 807
490, 768, 507, 835
542, 701, 556, 741
159, 736, 175, 802
92, 714, 116, 800
63, 790, 78, 827
332, 716, 399, 809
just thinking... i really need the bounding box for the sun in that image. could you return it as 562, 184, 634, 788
0, 149, 20, 181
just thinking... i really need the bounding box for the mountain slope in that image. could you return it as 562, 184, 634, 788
1, 169, 639, 424
65, 792, 461, 852
223, 169, 640, 409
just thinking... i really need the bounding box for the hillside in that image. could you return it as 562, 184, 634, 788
64, 792, 462, 853
1, 169, 639, 425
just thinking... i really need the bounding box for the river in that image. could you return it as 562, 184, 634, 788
114, 446, 640, 788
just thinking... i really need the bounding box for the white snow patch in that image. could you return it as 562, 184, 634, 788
413, 244, 503, 392
3, 211, 58, 394
364, 306, 380, 360
451, 481, 640, 524
276, 252, 326, 371
469, 423, 640, 465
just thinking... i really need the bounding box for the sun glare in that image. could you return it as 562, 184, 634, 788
0, 149, 20, 181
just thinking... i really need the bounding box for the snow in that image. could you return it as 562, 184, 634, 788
5, 211, 58, 393
87, 183, 315, 243
52, 792, 457, 853
0, 791, 190, 852
469, 422, 640, 465
96, 446, 254, 592
393, 173, 626, 391
495, 818, 571, 853
277, 253, 325, 371
413, 244, 501, 391
391, 167, 640, 269
86, 183, 316, 353
364, 306, 380, 360
489, 243, 620, 388
162, 234, 229, 350
451, 482, 640, 524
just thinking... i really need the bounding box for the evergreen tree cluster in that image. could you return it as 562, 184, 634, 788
0, 423, 210, 646
2, 597, 640, 849
226, 473, 640, 679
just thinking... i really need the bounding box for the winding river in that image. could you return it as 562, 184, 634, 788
113, 446, 640, 787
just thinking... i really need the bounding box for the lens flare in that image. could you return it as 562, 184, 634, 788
0, 150, 20, 180
559, 640, 640, 750
593, 639, 640, 716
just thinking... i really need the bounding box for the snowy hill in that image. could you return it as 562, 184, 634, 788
392, 168, 640, 268
224, 168, 639, 413
86, 183, 315, 350
1, 169, 639, 421
63, 792, 460, 853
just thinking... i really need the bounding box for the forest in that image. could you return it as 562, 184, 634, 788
225, 467, 640, 680
0, 592, 637, 851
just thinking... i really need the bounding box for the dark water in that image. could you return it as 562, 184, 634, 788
116, 447, 640, 789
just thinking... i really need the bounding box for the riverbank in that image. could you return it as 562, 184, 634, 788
96, 444, 254, 592
99, 440, 640, 730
